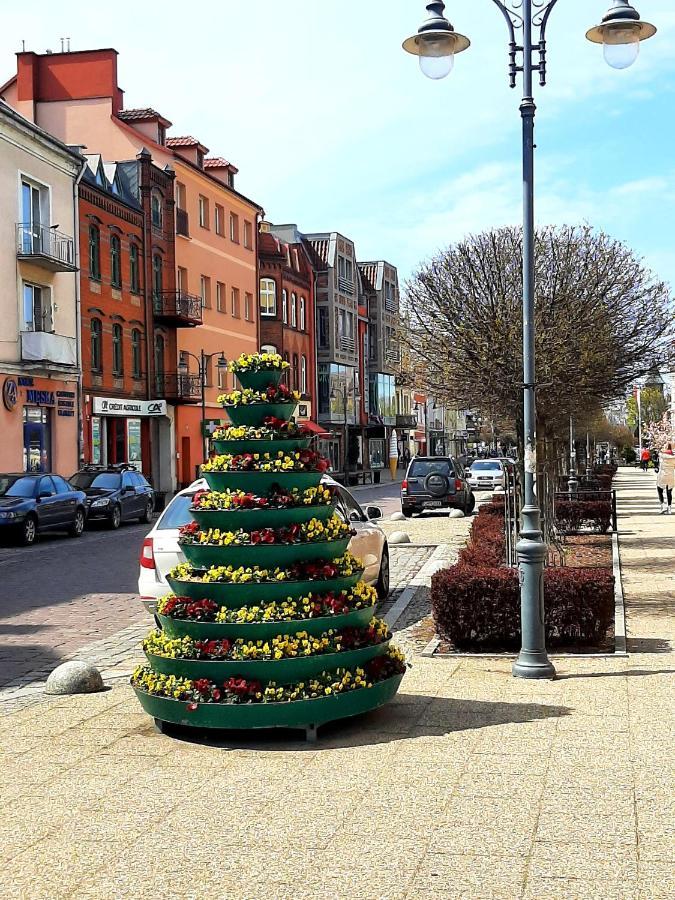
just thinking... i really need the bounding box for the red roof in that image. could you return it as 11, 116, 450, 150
204, 156, 238, 174
117, 107, 171, 126
166, 135, 208, 151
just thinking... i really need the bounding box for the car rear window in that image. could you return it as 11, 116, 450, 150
71, 472, 121, 490
471, 461, 502, 471
157, 494, 194, 530
409, 460, 454, 478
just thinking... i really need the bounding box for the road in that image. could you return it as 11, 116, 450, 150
0, 482, 406, 690
0, 521, 150, 688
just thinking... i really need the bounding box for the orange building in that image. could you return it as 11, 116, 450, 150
1, 48, 263, 488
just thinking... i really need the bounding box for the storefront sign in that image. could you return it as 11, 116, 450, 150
127, 419, 142, 462
91, 417, 102, 464
2, 378, 18, 411
26, 389, 55, 406
93, 397, 167, 417
18, 376, 34, 387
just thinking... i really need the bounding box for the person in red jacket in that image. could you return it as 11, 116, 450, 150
640, 448, 651, 472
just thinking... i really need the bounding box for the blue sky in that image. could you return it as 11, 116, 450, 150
2, 1, 674, 288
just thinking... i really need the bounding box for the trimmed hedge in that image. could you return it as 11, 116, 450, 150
555, 499, 612, 534
457, 503, 505, 568
431, 565, 615, 650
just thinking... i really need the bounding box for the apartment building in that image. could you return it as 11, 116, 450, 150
258, 223, 317, 423
0, 101, 83, 476
79, 150, 182, 492
1, 48, 263, 487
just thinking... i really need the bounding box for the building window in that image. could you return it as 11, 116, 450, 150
129, 244, 140, 293
88, 225, 101, 280
200, 275, 211, 308
291, 293, 297, 328
292, 354, 299, 391
231, 287, 240, 318
299, 296, 306, 331
261, 344, 277, 354
283, 351, 290, 384
230, 213, 239, 243
199, 196, 209, 229
196, 149, 204, 169
91, 318, 102, 371
260, 278, 276, 316
215, 204, 224, 235
155, 334, 165, 378
216, 281, 225, 312
243, 220, 253, 249
131, 328, 142, 377
244, 292, 252, 321
23, 283, 52, 333
152, 254, 163, 298
157, 124, 166, 145
318, 307, 329, 348
110, 234, 122, 288
112, 324, 123, 375
301, 355, 307, 394
282, 289, 288, 324
177, 267, 187, 295
151, 191, 163, 229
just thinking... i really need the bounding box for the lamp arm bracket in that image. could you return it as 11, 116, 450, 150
490, 0, 561, 87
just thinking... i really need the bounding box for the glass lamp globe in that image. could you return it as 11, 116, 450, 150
603, 24, 641, 68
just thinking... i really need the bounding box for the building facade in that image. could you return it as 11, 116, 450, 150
258, 223, 316, 421
0, 101, 83, 476
78, 151, 184, 492
1, 48, 263, 489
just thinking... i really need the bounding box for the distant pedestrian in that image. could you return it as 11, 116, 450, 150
656, 443, 674, 514
640, 448, 651, 472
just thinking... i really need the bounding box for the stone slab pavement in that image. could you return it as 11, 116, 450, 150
1, 469, 673, 899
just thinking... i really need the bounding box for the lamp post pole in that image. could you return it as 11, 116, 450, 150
343, 386, 349, 485
178, 350, 227, 464
402, 0, 656, 679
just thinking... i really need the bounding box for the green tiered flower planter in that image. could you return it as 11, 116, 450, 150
133, 353, 404, 739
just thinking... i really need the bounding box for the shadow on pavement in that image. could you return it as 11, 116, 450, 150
152, 694, 571, 750
556, 668, 675, 680
0, 644, 63, 689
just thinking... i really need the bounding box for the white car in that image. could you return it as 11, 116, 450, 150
138, 476, 390, 612
466, 459, 506, 491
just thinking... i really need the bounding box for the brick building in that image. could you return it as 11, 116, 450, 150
258, 223, 316, 422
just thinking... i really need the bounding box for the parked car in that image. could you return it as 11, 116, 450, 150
466, 458, 507, 491
70, 464, 154, 529
0, 473, 87, 545
400, 456, 475, 517
137, 476, 389, 612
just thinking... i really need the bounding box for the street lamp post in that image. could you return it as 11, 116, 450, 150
177, 350, 227, 462
569, 416, 579, 495
403, 0, 656, 679
330, 383, 360, 485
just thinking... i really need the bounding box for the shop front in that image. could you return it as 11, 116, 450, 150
84, 395, 174, 493
0, 373, 78, 476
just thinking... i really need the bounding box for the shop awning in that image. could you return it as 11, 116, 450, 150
301, 420, 332, 437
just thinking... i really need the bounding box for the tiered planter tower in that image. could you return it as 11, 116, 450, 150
132, 354, 405, 739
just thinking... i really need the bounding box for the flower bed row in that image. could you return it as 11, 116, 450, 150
211, 418, 309, 443
158, 583, 377, 623
169, 553, 362, 586
132, 647, 406, 706
191, 485, 332, 512
229, 352, 288, 374
178, 515, 350, 548
144, 618, 389, 662
202, 450, 328, 474
217, 384, 300, 407
555, 498, 612, 534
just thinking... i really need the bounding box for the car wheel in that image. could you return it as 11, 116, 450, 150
465, 493, 476, 515
69, 508, 85, 538
21, 515, 38, 546
376, 546, 390, 601
402, 510, 414, 518
108, 505, 122, 529
140, 499, 154, 524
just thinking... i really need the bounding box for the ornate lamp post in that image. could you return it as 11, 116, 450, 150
178, 350, 227, 462
403, 0, 656, 679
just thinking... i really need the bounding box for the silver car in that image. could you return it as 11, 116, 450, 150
138, 476, 390, 611
467, 459, 506, 491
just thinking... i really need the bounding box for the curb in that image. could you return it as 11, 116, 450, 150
384, 544, 449, 630
612, 530, 627, 655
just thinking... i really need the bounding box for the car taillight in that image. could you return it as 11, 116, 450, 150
455, 479, 463, 491
140, 538, 155, 570
401, 480, 408, 491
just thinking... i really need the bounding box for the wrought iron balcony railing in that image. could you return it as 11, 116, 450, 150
176, 208, 190, 237
153, 291, 203, 327
16, 223, 76, 272
155, 373, 202, 403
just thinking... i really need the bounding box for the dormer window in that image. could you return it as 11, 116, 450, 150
157, 124, 166, 145
228, 171, 234, 188
196, 149, 204, 169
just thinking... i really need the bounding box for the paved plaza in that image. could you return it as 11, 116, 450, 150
1, 469, 673, 899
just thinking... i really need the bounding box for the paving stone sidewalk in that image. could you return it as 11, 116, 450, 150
2, 469, 673, 899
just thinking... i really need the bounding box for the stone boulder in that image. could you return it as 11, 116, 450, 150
45, 661, 104, 695
388, 531, 411, 544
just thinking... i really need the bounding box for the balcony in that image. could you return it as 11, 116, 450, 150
21, 331, 77, 367
176, 208, 190, 237
16, 224, 76, 272
155, 373, 202, 404
153, 291, 203, 327
396, 414, 418, 429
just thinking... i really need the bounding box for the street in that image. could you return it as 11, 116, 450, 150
0, 521, 151, 688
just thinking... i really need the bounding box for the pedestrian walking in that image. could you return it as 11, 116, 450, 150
640, 448, 651, 472
656, 443, 674, 514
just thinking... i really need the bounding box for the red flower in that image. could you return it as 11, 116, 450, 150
251, 530, 262, 544
186, 702, 199, 712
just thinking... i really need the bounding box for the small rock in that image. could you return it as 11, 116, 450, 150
45, 661, 104, 695
389, 531, 411, 544
449, 509, 465, 519
390, 512, 406, 522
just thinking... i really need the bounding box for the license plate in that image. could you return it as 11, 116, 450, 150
424, 501, 443, 508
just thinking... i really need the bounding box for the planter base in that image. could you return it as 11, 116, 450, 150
135, 672, 404, 737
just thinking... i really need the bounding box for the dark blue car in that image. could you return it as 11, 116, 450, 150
0, 473, 88, 545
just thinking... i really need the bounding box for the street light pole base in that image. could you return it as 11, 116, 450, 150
512, 653, 556, 680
